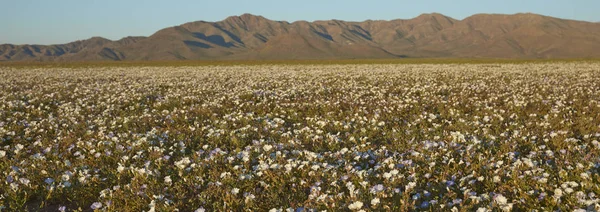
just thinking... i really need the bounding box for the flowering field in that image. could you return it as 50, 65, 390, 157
1, 63, 600, 211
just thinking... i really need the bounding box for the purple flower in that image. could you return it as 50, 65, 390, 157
452, 198, 463, 205
44, 178, 54, 185
370, 184, 385, 193
90, 202, 102, 210
539, 192, 547, 200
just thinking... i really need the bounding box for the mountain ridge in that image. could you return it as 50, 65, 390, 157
2, 12, 600, 61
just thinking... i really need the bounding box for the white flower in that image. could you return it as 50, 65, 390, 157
348, 201, 363, 210
429, 114, 437, 120
494, 194, 508, 205
220, 172, 231, 178
194, 207, 205, 212
175, 157, 191, 170
19, 178, 30, 186
500, 203, 513, 212
263, 144, 273, 152
14, 144, 24, 153
10, 182, 18, 191
383, 172, 392, 179
117, 163, 125, 173
311, 165, 320, 171
78, 176, 87, 184
232, 188, 240, 195
405, 182, 417, 191
554, 188, 563, 198
164, 176, 172, 185
371, 197, 380, 206
581, 172, 590, 179
476, 207, 490, 212
244, 193, 256, 203
565, 187, 574, 194
483, 116, 491, 122
62, 173, 71, 182
493, 176, 501, 183
0, 150, 5, 158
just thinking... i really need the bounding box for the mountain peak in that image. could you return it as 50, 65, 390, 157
220, 13, 276, 32
416, 13, 447, 18
240, 13, 262, 19
71, 36, 112, 46
410, 13, 457, 28
464, 12, 545, 20
88, 36, 111, 42
462, 13, 553, 26
224, 13, 268, 23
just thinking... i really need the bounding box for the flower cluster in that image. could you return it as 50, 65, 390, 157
0, 63, 599, 211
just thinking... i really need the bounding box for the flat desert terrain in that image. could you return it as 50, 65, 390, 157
1, 63, 600, 211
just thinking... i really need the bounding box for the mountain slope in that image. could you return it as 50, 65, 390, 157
0, 36, 146, 61
2, 13, 600, 61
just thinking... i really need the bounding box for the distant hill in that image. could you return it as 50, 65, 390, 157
2, 13, 600, 61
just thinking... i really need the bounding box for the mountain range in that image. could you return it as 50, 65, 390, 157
2, 13, 600, 61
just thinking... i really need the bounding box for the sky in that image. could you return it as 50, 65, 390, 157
1, 0, 599, 45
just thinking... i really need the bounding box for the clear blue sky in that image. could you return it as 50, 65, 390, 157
2, 0, 599, 45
